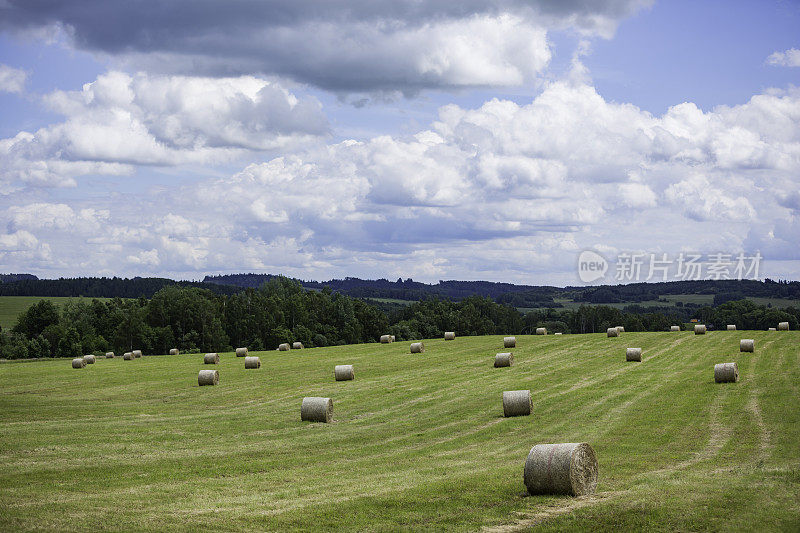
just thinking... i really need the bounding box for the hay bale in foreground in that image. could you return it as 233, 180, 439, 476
503, 390, 531, 417
204, 353, 220, 364
169, 348, 179, 355
105, 351, 115, 359
626, 348, 642, 362
198, 369, 219, 386
244, 356, 261, 369
133, 350, 142, 358
444, 331, 456, 340
235, 347, 248, 357
727, 325, 736, 331
504, 336, 516, 348
670, 325, 680, 332
694, 324, 706, 335
278, 343, 290, 351
72, 358, 86, 369
494, 353, 513, 368
535, 327, 547, 335
380, 334, 392, 344
714, 362, 738, 383
524, 443, 598, 496
740, 339, 754, 353
778, 321, 790, 331
301, 397, 333, 423
334, 364, 354, 381
410, 342, 425, 353
607, 328, 618, 338
292, 342, 304, 349
83, 354, 96, 364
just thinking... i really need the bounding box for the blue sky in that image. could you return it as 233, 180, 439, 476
0, 0, 798, 285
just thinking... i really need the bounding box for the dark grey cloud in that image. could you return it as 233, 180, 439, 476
0, 0, 651, 93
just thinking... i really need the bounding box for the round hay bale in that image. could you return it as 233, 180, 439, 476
301, 397, 333, 423
235, 347, 248, 357
444, 331, 456, 340
740, 339, 754, 353
278, 343, 290, 351
293, 342, 304, 349
198, 369, 219, 386
726, 325, 736, 331
625, 348, 642, 362
72, 358, 86, 369
380, 334, 391, 344
607, 328, 618, 338
670, 325, 680, 332
714, 362, 738, 383
244, 356, 261, 369
334, 364, 354, 381
554, 332, 563, 336
535, 327, 546, 335
169, 348, 179, 355
105, 351, 115, 359
694, 324, 706, 335
410, 342, 425, 353
504, 336, 516, 348
616, 326, 624, 333
778, 321, 789, 331
123, 352, 133, 360
133, 350, 142, 358
523, 443, 598, 496
390, 335, 395, 342
503, 390, 531, 417
204, 352, 220, 364
768, 327, 776, 331
494, 353, 513, 368
83, 354, 96, 365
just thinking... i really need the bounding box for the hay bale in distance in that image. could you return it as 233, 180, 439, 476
410, 342, 425, 353
768, 327, 776, 331
535, 327, 547, 335
244, 356, 261, 369
670, 325, 680, 332
293, 342, 304, 349
123, 352, 133, 360
778, 322, 790, 331
494, 353, 513, 368
334, 364, 354, 381
390, 335, 395, 342
198, 369, 219, 386
616, 326, 624, 333
626, 348, 642, 362
727, 325, 736, 331
503, 390, 531, 417
301, 397, 333, 423
204, 353, 220, 364
72, 358, 86, 369
607, 328, 618, 338
554, 332, 563, 336
83, 354, 96, 365
694, 324, 707, 335
133, 350, 142, 358
740, 339, 754, 353
380, 334, 392, 344
278, 343, 290, 351
169, 348, 179, 355
235, 347, 248, 357
444, 331, 456, 340
714, 362, 739, 383
524, 443, 598, 496
503, 336, 516, 348
105, 351, 115, 359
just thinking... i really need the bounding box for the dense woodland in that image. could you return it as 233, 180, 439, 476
1, 277, 797, 359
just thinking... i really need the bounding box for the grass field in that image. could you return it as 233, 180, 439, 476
1, 331, 798, 531
0, 296, 116, 330
517, 295, 798, 313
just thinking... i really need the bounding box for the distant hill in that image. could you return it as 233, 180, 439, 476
0, 276, 242, 298
0, 273, 38, 284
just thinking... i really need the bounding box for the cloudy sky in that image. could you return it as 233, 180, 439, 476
0, 0, 798, 285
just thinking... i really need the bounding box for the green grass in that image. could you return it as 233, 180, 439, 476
0, 296, 116, 330
1, 331, 798, 531
519, 294, 798, 313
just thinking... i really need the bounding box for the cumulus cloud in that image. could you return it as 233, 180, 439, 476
0, 71, 327, 191
0, 63, 27, 93
0, 1, 650, 93
766, 48, 800, 67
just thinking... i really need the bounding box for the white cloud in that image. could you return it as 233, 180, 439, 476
766, 48, 800, 67
0, 64, 27, 93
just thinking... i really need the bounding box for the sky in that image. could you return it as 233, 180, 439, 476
0, 0, 798, 286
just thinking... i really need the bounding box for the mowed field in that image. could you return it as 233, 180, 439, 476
0, 332, 798, 531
